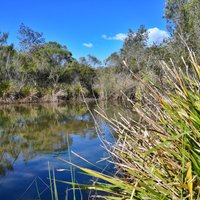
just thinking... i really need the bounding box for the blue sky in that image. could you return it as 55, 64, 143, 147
0, 0, 168, 61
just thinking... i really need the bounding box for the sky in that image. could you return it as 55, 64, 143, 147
0, 0, 168, 61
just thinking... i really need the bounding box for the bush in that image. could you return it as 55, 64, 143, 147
62, 82, 89, 99
0, 80, 14, 98
94, 68, 136, 101
19, 85, 37, 98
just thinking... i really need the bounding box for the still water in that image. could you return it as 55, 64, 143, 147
0, 102, 126, 200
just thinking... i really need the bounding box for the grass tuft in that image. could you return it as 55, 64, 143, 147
58, 50, 200, 199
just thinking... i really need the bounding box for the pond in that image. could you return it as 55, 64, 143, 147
0, 102, 133, 200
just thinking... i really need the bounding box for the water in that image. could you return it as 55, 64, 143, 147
0, 102, 120, 200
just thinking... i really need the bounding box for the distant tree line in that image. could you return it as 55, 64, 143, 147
0, 0, 199, 103
0, 23, 98, 102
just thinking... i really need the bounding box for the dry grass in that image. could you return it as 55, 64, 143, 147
77, 51, 200, 199
57, 50, 200, 200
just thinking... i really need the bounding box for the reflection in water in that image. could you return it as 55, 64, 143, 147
0, 102, 135, 199
0, 103, 95, 177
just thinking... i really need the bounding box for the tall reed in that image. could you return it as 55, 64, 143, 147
63, 51, 200, 200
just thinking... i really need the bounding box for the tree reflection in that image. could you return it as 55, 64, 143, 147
0, 103, 95, 176
0, 102, 137, 177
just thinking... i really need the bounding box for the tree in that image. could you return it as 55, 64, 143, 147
87, 54, 101, 67
105, 52, 121, 66
0, 32, 9, 72
120, 25, 148, 72
79, 57, 88, 65
35, 41, 73, 68
164, 0, 188, 34
17, 23, 45, 52
0, 32, 8, 47
165, 0, 200, 50
0, 33, 16, 80
105, 52, 124, 73
121, 25, 148, 56
31, 41, 74, 87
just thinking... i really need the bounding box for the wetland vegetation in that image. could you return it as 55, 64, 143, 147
0, 0, 200, 199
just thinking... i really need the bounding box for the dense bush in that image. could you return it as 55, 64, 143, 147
0, 80, 14, 98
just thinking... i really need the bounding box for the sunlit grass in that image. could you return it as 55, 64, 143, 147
58, 50, 200, 199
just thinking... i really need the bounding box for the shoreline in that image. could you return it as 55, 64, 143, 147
0, 97, 99, 105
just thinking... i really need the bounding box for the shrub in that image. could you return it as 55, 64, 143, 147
19, 85, 37, 98
62, 82, 89, 99
94, 68, 136, 101
0, 80, 14, 98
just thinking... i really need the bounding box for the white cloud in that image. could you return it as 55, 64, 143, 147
102, 28, 169, 45
83, 43, 93, 48
147, 27, 169, 45
102, 33, 127, 41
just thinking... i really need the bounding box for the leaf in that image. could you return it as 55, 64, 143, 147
185, 162, 193, 200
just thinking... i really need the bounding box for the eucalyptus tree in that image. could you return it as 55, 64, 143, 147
17, 23, 45, 53
120, 25, 148, 73
33, 41, 74, 86
105, 52, 124, 73
0, 32, 8, 79
0, 32, 8, 47
15, 24, 46, 86
87, 54, 101, 67
0, 33, 16, 80
164, 0, 200, 59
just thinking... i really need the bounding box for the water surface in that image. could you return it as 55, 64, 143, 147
0, 102, 135, 199
0, 103, 115, 199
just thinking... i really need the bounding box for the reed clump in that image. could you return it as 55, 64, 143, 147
69, 51, 200, 200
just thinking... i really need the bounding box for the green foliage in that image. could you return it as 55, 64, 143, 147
120, 25, 148, 71
61, 62, 96, 94
0, 80, 14, 97
0, 24, 98, 102
34, 41, 73, 69
164, 0, 200, 59
36, 86, 53, 97
19, 85, 37, 98
62, 82, 89, 99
